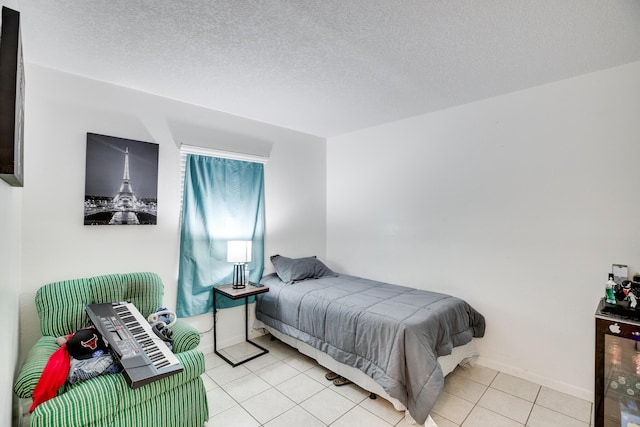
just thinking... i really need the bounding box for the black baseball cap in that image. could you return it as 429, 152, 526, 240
67, 328, 108, 360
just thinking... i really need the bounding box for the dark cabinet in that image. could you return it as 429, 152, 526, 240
595, 299, 640, 427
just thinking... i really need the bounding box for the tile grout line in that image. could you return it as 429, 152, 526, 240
522, 385, 542, 427
457, 374, 493, 427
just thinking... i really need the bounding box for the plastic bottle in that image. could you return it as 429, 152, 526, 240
606, 273, 617, 304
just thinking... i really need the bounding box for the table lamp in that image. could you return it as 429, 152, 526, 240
227, 240, 252, 289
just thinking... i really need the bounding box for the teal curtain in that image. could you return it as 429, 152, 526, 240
177, 155, 265, 317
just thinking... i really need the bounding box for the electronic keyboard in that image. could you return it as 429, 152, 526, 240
86, 302, 183, 389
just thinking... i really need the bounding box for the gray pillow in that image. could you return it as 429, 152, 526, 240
270, 255, 338, 284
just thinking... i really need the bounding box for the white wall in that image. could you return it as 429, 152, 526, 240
1, 184, 21, 427
327, 60, 640, 400
17, 64, 327, 362
1, 1, 22, 425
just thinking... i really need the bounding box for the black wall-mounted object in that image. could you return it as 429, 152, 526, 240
0, 6, 24, 187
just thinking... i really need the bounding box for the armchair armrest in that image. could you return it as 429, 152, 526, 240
14, 336, 59, 399
170, 319, 200, 353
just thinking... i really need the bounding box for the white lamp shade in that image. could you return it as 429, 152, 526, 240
227, 240, 252, 263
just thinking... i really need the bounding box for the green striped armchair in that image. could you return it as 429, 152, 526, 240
14, 272, 209, 427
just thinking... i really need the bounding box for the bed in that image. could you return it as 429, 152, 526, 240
254, 256, 486, 426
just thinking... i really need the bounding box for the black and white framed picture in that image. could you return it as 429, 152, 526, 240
0, 6, 25, 187
84, 133, 159, 225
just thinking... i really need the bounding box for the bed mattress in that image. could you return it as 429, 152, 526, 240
255, 273, 485, 425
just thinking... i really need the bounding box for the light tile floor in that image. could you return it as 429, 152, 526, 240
204, 335, 593, 427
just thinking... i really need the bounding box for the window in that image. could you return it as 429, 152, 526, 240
176, 145, 267, 316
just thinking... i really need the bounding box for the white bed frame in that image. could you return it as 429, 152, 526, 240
255, 320, 479, 426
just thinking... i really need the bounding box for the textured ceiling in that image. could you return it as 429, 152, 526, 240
11, 0, 640, 137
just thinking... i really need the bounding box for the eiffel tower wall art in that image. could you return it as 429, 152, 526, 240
84, 133, 159, 225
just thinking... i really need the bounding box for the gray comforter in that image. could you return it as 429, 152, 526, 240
255, 273, 485, 424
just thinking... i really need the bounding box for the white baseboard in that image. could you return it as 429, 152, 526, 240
186, 302, 267, 356
198, 327, 266, 356
477, 356, 593, 402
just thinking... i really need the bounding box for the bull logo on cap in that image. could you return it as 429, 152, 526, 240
81, 333, 100, 350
